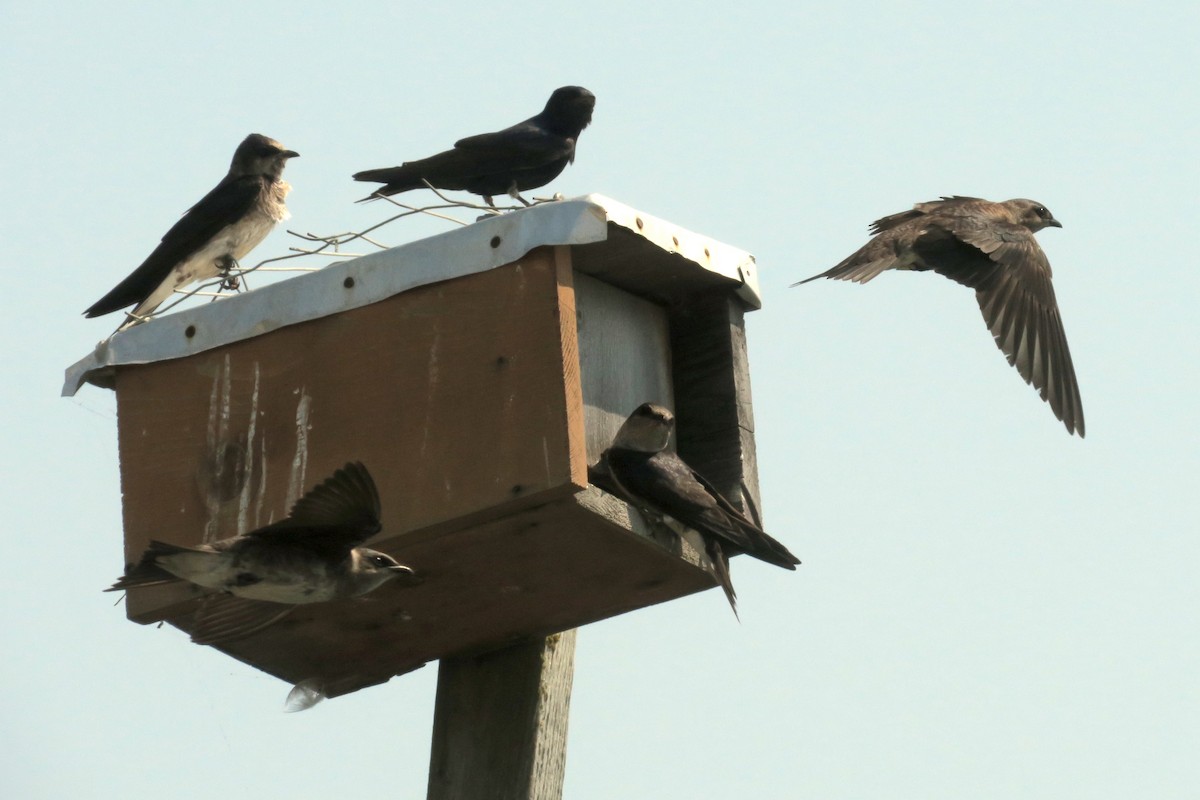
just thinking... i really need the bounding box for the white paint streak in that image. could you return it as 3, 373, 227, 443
236, 362, 262, 535
256, 435, 268, 528
203, 355, 233, 543
205, 362, 221, 453
287, 388, 312, 506
220, 354, 233, 434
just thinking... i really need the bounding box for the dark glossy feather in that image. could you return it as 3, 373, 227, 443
353, 86, 594, 202
606, 448, 799, 570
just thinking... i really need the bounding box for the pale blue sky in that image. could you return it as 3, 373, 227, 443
3, 2, 1197, 798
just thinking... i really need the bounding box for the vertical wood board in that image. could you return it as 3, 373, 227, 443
427, 631, 577, 800
574, 271, 673, 462
669, 292, 762, 519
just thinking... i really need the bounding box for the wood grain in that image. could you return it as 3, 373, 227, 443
427, 630, 577, 800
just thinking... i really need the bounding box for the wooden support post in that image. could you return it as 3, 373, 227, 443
427, 629, 577, 800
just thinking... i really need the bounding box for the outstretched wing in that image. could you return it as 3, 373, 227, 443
931, 214, 1085, 436
189, 594, 297, 646
247, 462, 383, 555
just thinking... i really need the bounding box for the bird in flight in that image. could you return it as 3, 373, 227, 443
353, 86, 595, 207
794, 197, 1084, 436
84, 133, 299, 325
597, 403, 799, 616
107, 462, 418, 644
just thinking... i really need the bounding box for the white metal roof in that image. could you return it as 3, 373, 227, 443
63, 194, 761, 396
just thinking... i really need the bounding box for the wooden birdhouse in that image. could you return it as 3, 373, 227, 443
64, 195, 765, 699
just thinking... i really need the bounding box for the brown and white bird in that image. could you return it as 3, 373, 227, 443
794, 197, 1084, 436
85, 133, 299, 324
107, 462, 419, 644
597, 403, 799, 616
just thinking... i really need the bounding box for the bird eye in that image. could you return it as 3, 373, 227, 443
371, 555, 390, 567
1035, 206, 1048, 217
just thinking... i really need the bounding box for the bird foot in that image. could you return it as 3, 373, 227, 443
217, 256, 245, 293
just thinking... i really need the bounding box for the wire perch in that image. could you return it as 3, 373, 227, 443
112, 187, 563, 333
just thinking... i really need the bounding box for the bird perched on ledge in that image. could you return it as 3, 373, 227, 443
794, 196, 1084, 437
84, 133, 299, 325
352, 86, 595, 207
107, 462, 419, 644
597, 403, 799, 617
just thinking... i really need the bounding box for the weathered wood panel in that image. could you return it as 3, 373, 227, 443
574, 271, 673, 462
427, 631, 577, 800
114, 248, 587, 622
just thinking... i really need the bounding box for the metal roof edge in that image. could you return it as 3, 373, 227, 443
64, 195, 761, 396
578, 193, 761, 309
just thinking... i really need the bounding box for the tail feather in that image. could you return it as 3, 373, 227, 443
789, 272, 827, 287
351, 166, 408, 183
84, 286, 137, 318
706, 539, 739, 620
105, 540, 192, 592
740, 525, 801, 571
790, 257, 892, 287
352, 148, 483, 201
351, 165, 428, 202
696, 476, 800, 570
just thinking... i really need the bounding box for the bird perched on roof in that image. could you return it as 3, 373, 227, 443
84, 133, 299, 325
352, 86, 595, 207
794, 196, 1084, 436
107, 462, 419, 644
597, 403, 799, 616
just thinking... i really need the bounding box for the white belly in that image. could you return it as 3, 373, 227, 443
156, 548, 338, 604
230, 580, 338, 604
131, 207, 284, 318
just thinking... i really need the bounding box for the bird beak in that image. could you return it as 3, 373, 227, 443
282, 150, 300, 159
389, 565, 422, 584
1047, 218, 1062, 228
